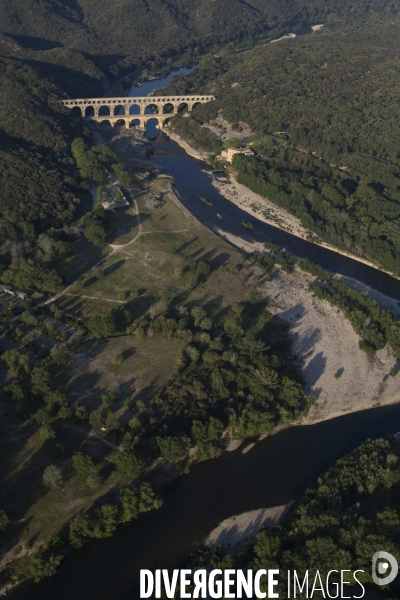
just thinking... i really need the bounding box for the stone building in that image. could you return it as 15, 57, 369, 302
221, 147, 254, 163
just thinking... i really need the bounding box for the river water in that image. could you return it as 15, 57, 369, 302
9, 66, 400, 600
128, 67, 196, 99
10, 405, 400, 600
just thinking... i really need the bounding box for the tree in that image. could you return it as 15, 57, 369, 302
87, 315, 116, 339
0, 510, 9, 532
28, 550, 63, 583
72, 452, 94, 477
69, 514, 92, 548
4, 381, 26, 401
39, 425, 57, 443
12, 261, 61, 292
54, 240, 71, 258
31, 366, 50, 395
156, 436, 190, 462
119, 483, 162, 522
191, 418, 223, 445
92, 504, 118, 538
1, 349, 30, 379
20, 310, 38, 327
114, 451, 143, 481
37, 233, 55, 256
223, 137, 242, 149
112, 164, 131, 187
42, 465, 63, 488
84, 220, 106, 247
101, 391, 117, 406
71, 138, 105, 184
119, 488, 140, 522
51, 344, 70, 365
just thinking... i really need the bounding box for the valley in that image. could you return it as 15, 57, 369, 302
1, 2, 400, 598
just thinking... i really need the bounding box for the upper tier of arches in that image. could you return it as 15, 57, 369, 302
60, 95, 215, 118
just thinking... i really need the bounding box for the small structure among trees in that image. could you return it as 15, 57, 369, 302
221, 146, 254, 163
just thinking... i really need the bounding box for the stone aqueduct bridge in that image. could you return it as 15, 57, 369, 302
60, 95, 215, 129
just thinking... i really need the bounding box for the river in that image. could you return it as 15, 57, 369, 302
151, 134, 400, 298
9, 405, 400, 600
8, 64, 400, 600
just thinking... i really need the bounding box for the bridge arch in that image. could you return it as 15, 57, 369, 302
114, 119, 127, 128
145, 117, 159, 137
130, 118, 141, 128
99, 119, 111, 128
114, 105, 126, 116
129, 104, 140, 115
144, 104, 159, 115
177, 102, 188, 114
162, 103, 174, 114
163, 117, 172, 128
192, 102, 201, 111
85, 106, 95, 117
98, 105, 111, 116
71, 106, 82, 118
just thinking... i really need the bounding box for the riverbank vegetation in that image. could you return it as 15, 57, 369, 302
188, 436, 400, 598
163, 16, 400, 274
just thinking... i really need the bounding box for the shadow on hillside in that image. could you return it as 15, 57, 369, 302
8, 34, 63, 51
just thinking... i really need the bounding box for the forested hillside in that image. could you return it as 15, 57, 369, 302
0, 0, 397, 73
163, 18, 400, 273
0, 36, 105, 229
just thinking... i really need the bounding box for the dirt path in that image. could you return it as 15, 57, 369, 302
59, 424, 121, 452
65, 294, 125, 304
43, 196, 143, 306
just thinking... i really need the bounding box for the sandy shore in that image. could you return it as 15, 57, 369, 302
205, 503, 294, 549
211, 174, 400, 281
212, 174, 309, 239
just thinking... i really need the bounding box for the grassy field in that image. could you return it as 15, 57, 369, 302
105, 204, 139, 245
60, 178, 250, 307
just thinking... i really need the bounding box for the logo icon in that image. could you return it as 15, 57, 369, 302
372, 551, 398, 586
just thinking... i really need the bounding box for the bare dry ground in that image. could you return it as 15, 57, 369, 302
262, 268, 400, 423
205, 502, 294, 549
